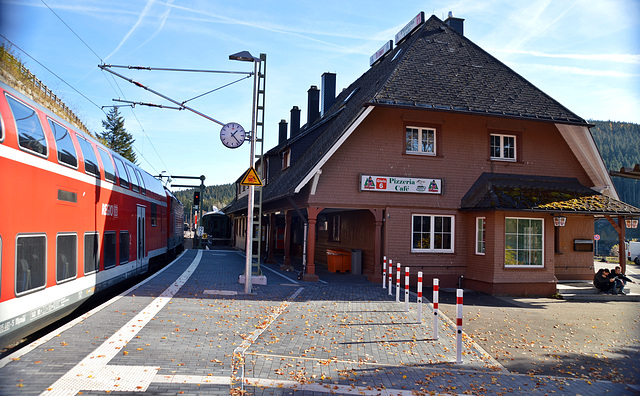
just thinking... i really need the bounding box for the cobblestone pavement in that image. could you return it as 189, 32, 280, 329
0, 250, 638, 395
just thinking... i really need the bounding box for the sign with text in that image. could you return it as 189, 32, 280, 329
370, 40, 393, 66
360, 175, 442, 194
395, 11, 425, 44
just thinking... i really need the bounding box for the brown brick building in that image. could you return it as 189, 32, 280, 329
226, 13, 640, 296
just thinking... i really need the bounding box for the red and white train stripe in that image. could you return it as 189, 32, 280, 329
0, 82, 183, 348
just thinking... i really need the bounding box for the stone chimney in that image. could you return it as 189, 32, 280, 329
321, 72, 336, 116
290, 106, 301, 137
444, 11, 464, 35
278, 119, 288, 144
307, 85, 320, 126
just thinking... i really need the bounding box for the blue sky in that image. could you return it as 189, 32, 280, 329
1, 0, 639, 190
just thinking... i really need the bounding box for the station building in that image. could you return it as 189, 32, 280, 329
225, 13, 640, 295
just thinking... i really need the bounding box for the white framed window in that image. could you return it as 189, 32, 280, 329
505, 217, 543, 267
406, 127, 436, 155
411, 214, 454, 253
490, 134, 516, 161
475, 217, 485, 255
282, 149, 291, 169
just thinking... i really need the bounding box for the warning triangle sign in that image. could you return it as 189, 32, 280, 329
240, 166, 263, 186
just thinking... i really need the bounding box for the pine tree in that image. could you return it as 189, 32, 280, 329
100, 107, 136, 163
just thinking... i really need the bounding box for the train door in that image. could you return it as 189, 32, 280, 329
136, 205, 146, 274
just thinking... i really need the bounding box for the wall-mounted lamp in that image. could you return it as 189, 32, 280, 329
553, 216, 567, 227
626, 219, 639, 229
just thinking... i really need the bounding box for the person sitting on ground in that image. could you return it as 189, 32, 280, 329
593, 268, 616, 294
608, 265, 634, 295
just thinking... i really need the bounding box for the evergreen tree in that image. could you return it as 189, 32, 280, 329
100, 107, 136, 163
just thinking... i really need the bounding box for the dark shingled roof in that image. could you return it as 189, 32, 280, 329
460, 173, 640, 215
227, 14, 591, 213
372, 17, 588, 124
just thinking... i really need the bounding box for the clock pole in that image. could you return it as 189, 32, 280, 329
230, 51, 263, 294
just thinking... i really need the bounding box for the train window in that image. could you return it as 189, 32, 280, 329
135, 169, 146, 194
76, 136, 100, 177
103, 232, 116, 269
6, 95, 48, 157
113, 157, 129, 189
119, 231, 130, 264
56, 233, 77, 283
127, 164, 140, 192
0, 108, 4, 141
83, 233, 99, 274
97, 148, 117, 184
48, 119, 78, 168
15, 234, 47, 295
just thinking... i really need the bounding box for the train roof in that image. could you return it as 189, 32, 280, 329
1, 81, 166, 197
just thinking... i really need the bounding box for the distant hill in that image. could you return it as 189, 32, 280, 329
173, 183, 235, 224
589, 120, 640, 254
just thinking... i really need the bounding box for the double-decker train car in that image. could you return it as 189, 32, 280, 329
0, 81, 184, 348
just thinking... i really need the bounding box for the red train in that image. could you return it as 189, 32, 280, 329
0, 82, 184, 348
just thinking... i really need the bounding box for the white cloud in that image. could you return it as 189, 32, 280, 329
490, 48, 640, 65
104, 0, 157, 61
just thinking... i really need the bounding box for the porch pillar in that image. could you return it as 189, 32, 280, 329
266, 212, 277, 264
606, 215, 627, 274
618, 215, 627, 274
303, 207, 322, 282
369, 208, 383, 282
281, 210, 294, 271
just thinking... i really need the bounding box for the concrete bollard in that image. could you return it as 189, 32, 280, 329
456, 288, 463, 364
433, 278, 439, 340
388, 259, 393, 295
382, 256, 387, 289
404, 267, 410, 312
417, 271, 423, 322
396, 262, 401, 302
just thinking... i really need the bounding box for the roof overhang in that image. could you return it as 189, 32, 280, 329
294, 106, 374, 194
554, 123, 618, 200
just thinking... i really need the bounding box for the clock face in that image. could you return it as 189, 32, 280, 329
220, 122, 246, 148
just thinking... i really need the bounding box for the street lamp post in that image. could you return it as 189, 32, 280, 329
230, 51, 261, 294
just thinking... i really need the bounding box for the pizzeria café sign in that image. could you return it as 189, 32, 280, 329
360, 175, 442, 194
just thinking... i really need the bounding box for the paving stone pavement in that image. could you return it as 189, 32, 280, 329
0, 249, 637, 395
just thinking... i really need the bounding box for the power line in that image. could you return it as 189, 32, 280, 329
39, 0, 103, 62
0, 34, 105, 114
35, 2, 173, 176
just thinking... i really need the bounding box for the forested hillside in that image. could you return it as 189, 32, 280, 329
589, 120, 640, 254
173, 183, 235, 223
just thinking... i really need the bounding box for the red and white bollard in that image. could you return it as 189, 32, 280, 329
417, 271, 423, 322
404, 267, 410, 312
388, 259, 393, 295
433, 278, 439, 340
456, 288, 463, 363
382, 256, 387, 289
396, 262, 401, 302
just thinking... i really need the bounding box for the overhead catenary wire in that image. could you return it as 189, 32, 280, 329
39, 0, 104, 63
99, 64, 228, 126
34, 2, 171, 174
0, 34, 106, 114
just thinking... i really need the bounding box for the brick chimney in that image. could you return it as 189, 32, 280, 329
321, 72, 336, 116
278, 119, 288, 144
307, 85, 320, 126
445, 11, 464, 35
290, 106, 301, 137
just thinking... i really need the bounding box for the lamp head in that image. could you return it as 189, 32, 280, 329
229, 51, 260, 62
